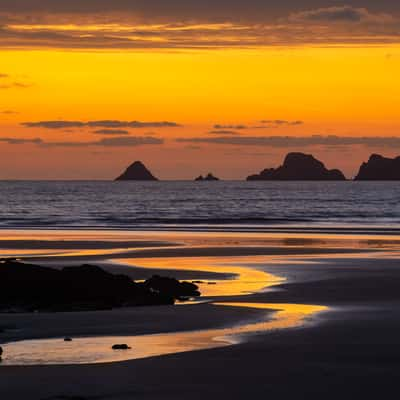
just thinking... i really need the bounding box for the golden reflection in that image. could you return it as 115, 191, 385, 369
120, 257, 284, 297
3, 229, 400, 250
215, 302, 328, 335
0, 229, 335, 366
2, 229, 400, 252
1, 302, 327, 366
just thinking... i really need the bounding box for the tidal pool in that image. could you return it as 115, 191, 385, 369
1, 302, 327, 366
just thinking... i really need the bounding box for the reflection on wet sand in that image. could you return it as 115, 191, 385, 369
1, 302, 326, 366
0, 230, 339, 366
119, 257, 283, 297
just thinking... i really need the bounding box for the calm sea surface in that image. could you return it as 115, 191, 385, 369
0, 181, 399, 234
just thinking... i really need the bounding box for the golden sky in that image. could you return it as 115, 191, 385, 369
1, 3, 400, 179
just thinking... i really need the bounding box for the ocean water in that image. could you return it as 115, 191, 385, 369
0, 181, 399, 233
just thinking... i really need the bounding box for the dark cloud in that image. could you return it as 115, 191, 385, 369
0, 17, 399, 48
0, 137, 43, 144
95, 136, 163, 146
261, 120, 304, 126
214, 124, 248, 130
0, 136, 163, 147
212, 122, 302, 132
22, 121, 85, 129
93, 129, 130, 135
289, 6, 392, 23
209, 130, 242, 135
0, 3, 399, 49
212, 123, 294, 131
87, 120, 181, 128
177, 135, 400, 148
43, 136, 164, 147
0, 110, 18, 114
1, 1, 399, 21
22, 120, 181, 129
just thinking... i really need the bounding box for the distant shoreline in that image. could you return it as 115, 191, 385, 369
1, 225, 400, 236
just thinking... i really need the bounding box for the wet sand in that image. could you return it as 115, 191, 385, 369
1, 230, 400, 399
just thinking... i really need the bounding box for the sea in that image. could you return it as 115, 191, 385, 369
0, 181, 400, 234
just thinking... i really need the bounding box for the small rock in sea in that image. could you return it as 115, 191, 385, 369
192, 280, 204, 284
207, 282, 217, 285
64, 337, 73, 342
112, 344, 131, 350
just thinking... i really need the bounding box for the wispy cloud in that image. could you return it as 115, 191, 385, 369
213, 121, 302, 131
177, 135, 400, 148
288, 6, 394, 24
214, 124, 248, 130
0, 136, 163, 147
260, 120, 303, 126
0, 5, 399, 49
0, 110, 18, 114
209, 130, 242, 135
0, 73, 32, 89
0, 137, 43, 144
22, 120, 182, 129
93, 129, 130, 135
22, 121, 85, 129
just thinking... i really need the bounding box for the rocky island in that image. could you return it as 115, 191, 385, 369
195, 173, 220, 181
0, 259, 200, 312
115, 161, 158, 181
247, 152, 346, 181
355, 154, 400, 180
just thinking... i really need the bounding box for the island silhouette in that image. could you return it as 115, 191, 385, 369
247, 152, 346, 181
112, 153, 400, 181
195, 173, 220, 181
115, 161, 158, 181
355, 154, 400, 180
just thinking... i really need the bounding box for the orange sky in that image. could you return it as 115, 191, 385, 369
1, 5, 400, 179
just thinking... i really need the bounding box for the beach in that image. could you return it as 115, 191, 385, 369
1, 230, 400, 398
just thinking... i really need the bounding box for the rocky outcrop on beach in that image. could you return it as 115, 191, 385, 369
195, 173, 220, 181
144, 275, 200, 299
247, 152, 346, 181
0, 260, 200, 312
112, 344, 131, 350
115, 161, 158, 181
355, 154, 400, 180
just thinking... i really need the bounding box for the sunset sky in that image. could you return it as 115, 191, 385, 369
1, 1, 400, 180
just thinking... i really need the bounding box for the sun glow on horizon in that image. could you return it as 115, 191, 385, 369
1, 44, 400, 179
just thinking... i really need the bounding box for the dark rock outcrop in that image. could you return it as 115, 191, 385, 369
195, 173, 219, 181
112, 344, 131, 350
247, 152, 346, 181
355, 154, 400, 180
115, 161, 158, 181
144, 275, 200, 299
0, 260, 200, 312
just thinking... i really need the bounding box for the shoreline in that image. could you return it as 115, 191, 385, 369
3, 225, 400, 236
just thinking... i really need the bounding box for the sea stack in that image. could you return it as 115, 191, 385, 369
247, 152, 346, 181
195, 173, 220, 181
355, 154, 400, 180
115, 161, 158, 181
